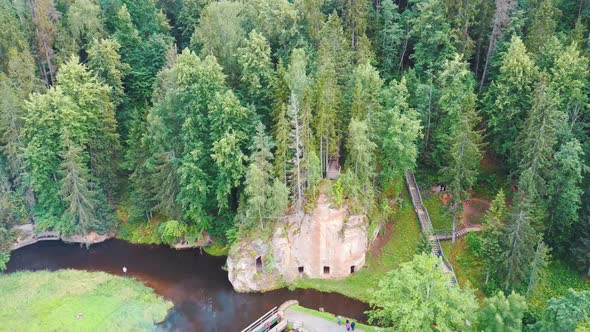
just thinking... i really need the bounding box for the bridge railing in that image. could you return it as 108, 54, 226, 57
405, 171, 458, 285
241, 307, 280, 332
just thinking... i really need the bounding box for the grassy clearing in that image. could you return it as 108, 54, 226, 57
423, 194, 453, 231
292, 187, 422, 302
527, 261, 590, 319
0, 270, 172, 331
440, 237, 485, 299
290, 305, 393, 331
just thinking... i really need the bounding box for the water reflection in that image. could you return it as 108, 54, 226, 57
6, 239, 369, 331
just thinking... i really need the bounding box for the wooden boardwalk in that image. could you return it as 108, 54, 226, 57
405, 171, 458, 285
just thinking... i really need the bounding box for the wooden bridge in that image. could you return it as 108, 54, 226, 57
241, 300, 320, 332
405, 171, 458, 286
241, 306, 286, 332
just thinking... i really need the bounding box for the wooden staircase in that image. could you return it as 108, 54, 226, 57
405, 171, 458, 286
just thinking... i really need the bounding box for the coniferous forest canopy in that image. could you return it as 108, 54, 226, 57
0, 0, 589, 328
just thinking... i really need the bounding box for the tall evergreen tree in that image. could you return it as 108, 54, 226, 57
242, 123, 288, 230
87, 38, 129, 107
410, 0, 456, 75
377, 78, 422, 193
271, 59, 290, 181
516, 79, 565, 212
501, 200, 540, 291
546, 140, 585, 251
192, 1, 245, 83
375, 0, 402, 81
484, 36, 538, 169
58, 133, 99, 235
314, 47, 340, 173
237, 30, 274, 123
30, 0, 59, 85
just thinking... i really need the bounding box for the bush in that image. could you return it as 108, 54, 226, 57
465, 232, 482, 257
331, 178, 344, 207
157, 220, 184, 244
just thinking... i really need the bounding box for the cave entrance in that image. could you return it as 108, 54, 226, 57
323, 266, 330, 274
350, 266, 355, 274
298, 266, 304, 274
256, 256, 263, 272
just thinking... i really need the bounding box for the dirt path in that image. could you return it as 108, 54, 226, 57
461, 198, 490, 226
284, 307, 371, 332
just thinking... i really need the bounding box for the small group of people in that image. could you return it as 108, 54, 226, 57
336, 315, 356, 331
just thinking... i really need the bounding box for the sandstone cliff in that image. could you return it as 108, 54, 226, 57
227, 194, 368, 292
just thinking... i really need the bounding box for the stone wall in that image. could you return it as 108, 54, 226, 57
227, 194, 368, 292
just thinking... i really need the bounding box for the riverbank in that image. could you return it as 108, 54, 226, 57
0, 270, 172, 331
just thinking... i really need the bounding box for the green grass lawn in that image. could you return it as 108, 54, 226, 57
290, 305, 393, 331
0, 270, 172, 331
292, 187, 422, 302
440, 237, 485, 299
424, 194, 453, 231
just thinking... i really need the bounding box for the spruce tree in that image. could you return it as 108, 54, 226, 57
59, 134, 99, 235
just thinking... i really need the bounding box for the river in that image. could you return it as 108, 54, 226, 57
5, 239, 370, 331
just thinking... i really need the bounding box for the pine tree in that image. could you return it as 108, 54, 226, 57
549, 43, 589, 141
237, 30, 274, 122
516, 79, 565, 210
272, 60, 291, 185
59, 133, 99, 235
287, 93, 304, 209
66, 0, 102, 49
314, 47, 340, 174
344, 0, 368, 54
56, 57, 120, 200
444, 92, 483, 242
376, 0, 403, 81
345, 118, 376, 193
410, 0, 456, 75
0, 48, 36, 191
479, 0, 518, 88
209, 91, 253, 214
349, 62, 383, 124
571, 219, 590, 277
434, 54, 478, 169
546, 140, 585, 251
501, 201, 539, 291
377, 78, 422, 193
484, 36, 538, 169
30, 0, 59, 85
481, 190, 508, 285
192, 1, 245, 84
526, 0, 558, 53
526, 240, 550, 294
300, 0, 325, 42
87, 38, 129, 107
243, 123, 289, 229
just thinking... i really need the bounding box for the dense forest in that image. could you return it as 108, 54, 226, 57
0, 0, 589, 328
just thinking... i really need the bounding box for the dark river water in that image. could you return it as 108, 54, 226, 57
5, 239, 369, 331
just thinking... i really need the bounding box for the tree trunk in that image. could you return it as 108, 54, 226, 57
399, 32, 409, 71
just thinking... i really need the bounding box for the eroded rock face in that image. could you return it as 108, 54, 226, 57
227, 195, 368, 292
